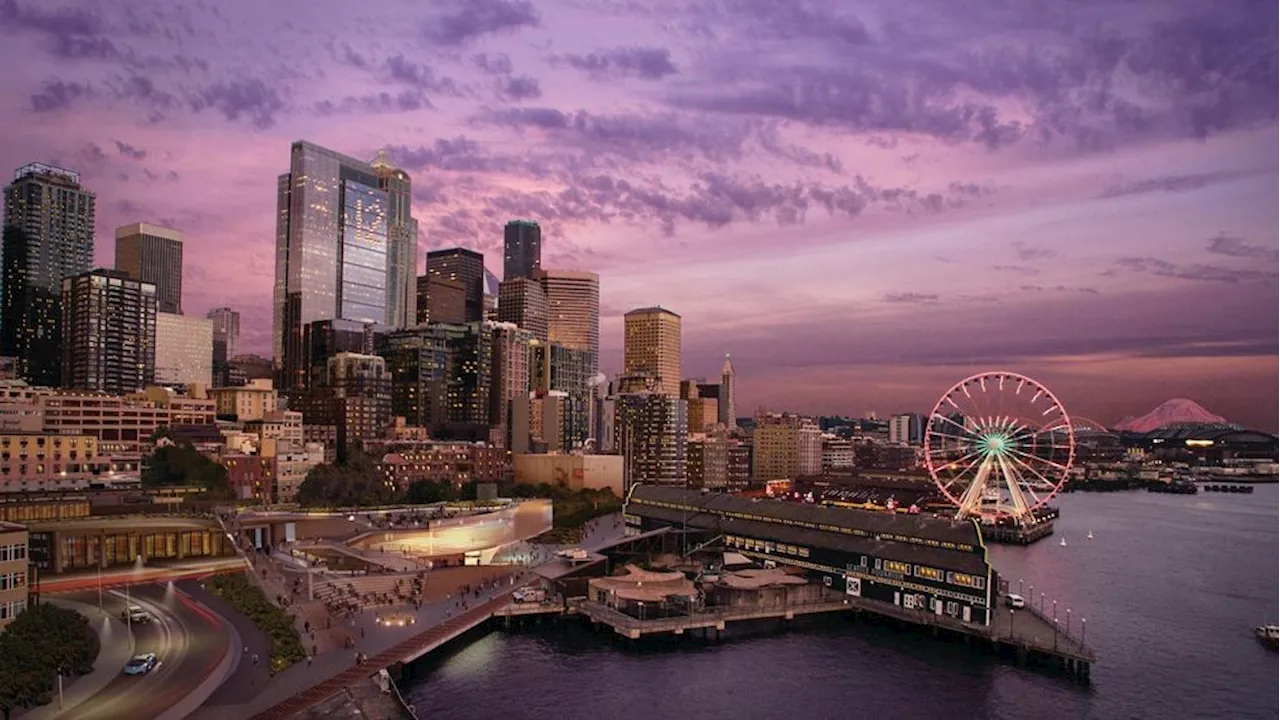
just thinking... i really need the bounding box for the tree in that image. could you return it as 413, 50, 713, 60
296, 451, 396, 508
141, 442, 232, 498
0, 604, 100, 720
404, 480, 458, 505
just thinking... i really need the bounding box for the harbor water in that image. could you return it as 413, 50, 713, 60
406, 487, 1279, 720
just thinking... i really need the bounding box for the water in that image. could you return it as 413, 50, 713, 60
406, 488, 1279, 719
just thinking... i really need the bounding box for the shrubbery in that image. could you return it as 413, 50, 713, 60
0, 603, 101, 720
207, 573, 306, 673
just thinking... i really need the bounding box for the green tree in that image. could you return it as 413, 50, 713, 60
296, 451, 395, 508
142, 443, 232, 498
404, 480, 458, 505
0, 604, 100, 720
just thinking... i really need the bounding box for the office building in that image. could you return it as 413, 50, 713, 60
273, 141, 414, 390
60, 269, 157, 394
303, 318, 392, 391
114, 223, 183, 314
623, 307, 681, 396
687, 429, 730, 490
207, 307, 240, 386
538, 269, 599, 377
2, 163, 95, 386
155, 312, 213, 387
497, 277, 548, 341
752, 412, 823, 481
615, 392, 687, 488
382, 324, 455, 431
370, 149, 418, 330
416, 275, 466, 325
889, 413, 926, 445
0, 522, 29, 630
212, 378, 278, 421
720, 354, 736, 429
822, 434, 856, 470
424, 247, 485, 323
489, 322, 533, 445
503, 220, 541, 280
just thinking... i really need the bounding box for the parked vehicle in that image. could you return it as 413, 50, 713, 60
1005, 594, 1026, 609
122, 605, 152, 624
512, 587, 547, 603
123, 653, 158, 675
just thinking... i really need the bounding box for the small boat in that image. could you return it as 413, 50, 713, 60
1059, 537, 1067, 547
1255, 625, 1278, 649
1086, 531, 1094, 540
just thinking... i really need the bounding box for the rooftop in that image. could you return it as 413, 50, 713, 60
625, 306, 681, 318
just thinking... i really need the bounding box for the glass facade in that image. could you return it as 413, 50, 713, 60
51, 528, 229, 571
340, 179, 389, 322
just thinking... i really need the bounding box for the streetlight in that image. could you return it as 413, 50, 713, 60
1081, 618, 1087, 646
1018, 578, 1024, 596
1052, 599, 1057, 621
1039, 592, 1045, 614
1066, 608, 1072, 636
1009, 608, 1014, 635
1053, 618, 1059, 650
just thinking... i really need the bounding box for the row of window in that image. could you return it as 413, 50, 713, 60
0, 598, 27, 620
0, 571, 27, 590
631, 498, 976, 553
725, 534, 811, 558
0, 543, 27, 562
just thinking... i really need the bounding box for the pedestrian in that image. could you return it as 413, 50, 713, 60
307, 655, 312, 666
252, 653, 259, 666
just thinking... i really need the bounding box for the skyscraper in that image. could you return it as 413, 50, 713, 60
371, 149, 418, 329
155, 312, 213, 387
273, 141, 414, 390
2, 163, 96, 386
207, 307, 241, 359
416, 275, 467, 325
503, 220, 541, 280
720, 354, 736, 429
61, 269, 157, 394
496, 277, 548, 341
615, 392, 688, 488
424, 248, 485, 323
623, 306, 682, 396
114, 223, 183, 314
538, 269, 599, 378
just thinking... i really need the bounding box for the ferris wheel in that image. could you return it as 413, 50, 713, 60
924, 372, 1075, 526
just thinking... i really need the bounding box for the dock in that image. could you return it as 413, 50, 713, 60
978, 520, 1055, 545
578, 598, 852, 638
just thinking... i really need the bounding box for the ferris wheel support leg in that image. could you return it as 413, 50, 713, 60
996, 455, 1032, 525
957, 458, 994, 520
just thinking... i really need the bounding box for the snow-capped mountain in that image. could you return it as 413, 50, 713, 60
1113, 399, 1228, 433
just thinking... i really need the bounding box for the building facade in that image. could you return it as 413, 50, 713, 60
720, 355, 737, 429
623, 307, 681, 396
207, 307, 240, 386
212, 379, 278, 421
155, 312, 213, 387
0, 432, 106, 493
615, 392, 687, 488
114, 223, 183, 314
497, 277, 548, 341
370, 149, 418, 330
537, 269, 599, 377
2, 163, 96, 387
416, 275, 466, 325
61, 270, 157, 394
752, 412, 823, 481
503, 220, 541, 281
424, 248, 485, 323
0, 521, 29, 630
273, 141, 413, 390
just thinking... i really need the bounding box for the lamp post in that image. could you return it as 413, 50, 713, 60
1018, 578, 1024, 596
1009, 608, 1014, 635
1053, 618, 1059, 651
1081, 618, 1087, 647
1052, 599, 1057, 622
1039, 592, 1044, 614
1066, 608, 1072, 637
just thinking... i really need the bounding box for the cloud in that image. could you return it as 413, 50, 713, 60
1205, 234, 1278, 262
188, 78, 284, 128
472, 53, 514, 75
29, 79, 91, 112
113, 140, 147, 159
561, 47, 679, 81
992, 264, 1040, 275
314, 90, 433, 116
420, 0, 540, 46
496, 75, 541, 101
1099, 172, 1232, 199
1012, 241, 1059, 262
1116, 257, 1278, 284
882, 292, 939, 304
383, 55, 462, 96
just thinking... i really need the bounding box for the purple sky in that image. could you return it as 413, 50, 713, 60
2, 0, 1277, 429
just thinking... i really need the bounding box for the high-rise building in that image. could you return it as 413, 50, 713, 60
114, 223, 183, 314
751, 412, 823, 481
2, 163, 95, 386
889, 413, 926, 445
303, 318, 392, 391
821, 433, 856, 470
60, 269, 157, 394
497, 277, 548, 341
503, 220, 541, 280
381, 324, 455, 431
615, 392, 687, 488
416, 275, 466, 325
538, 269, 599, 378
720, 354, 736, 429
370, 150, 419, 330
623, 306, 681, 396
425, 247, 485, 322
489, 321, 533, 447
273, 141, 413, 390
155, 312, 213, 387
207, 306, 240, 385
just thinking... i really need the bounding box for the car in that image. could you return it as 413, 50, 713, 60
123, 653, 158, 676
1005, 594, 1026, 609
121, 605, 152, 624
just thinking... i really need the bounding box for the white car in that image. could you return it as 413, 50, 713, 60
1005, 594, 1026, 609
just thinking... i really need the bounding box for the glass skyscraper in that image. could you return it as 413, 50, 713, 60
1, 163, 95, 387
503, 220, 541, 280
273, 142, 417, 390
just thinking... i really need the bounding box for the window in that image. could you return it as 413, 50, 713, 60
915, 565, 945, 582
884, 560, 911, 575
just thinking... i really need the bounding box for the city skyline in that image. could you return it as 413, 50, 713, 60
0, 0, 1275, 429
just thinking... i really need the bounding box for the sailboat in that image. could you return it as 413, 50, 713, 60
1059, 537, 1067, 547
1087, 531, 1094, 540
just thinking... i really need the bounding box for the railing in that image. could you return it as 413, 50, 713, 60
581, 597, 852, 630
385, 673, 418, 719
1021, 598, 1094, 658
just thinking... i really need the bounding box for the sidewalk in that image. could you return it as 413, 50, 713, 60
23, 599, 134, 720
191, 568, 528, 719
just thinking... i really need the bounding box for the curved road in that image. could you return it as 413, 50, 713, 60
57, 584, 231, 720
